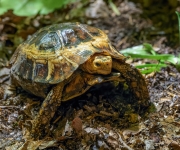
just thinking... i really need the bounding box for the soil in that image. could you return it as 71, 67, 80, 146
0, 0, 180, 150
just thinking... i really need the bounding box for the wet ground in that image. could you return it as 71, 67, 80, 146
0, 0, 180, 149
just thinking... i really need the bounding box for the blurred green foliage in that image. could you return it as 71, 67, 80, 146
108, 0, 120, 15
0, 0, 76, 16
176, 11, 180, 44
0, 0, 120, 17
121, 43, 180, 74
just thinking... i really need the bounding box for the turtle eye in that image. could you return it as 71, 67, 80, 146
39, 32, 61, 51
95, 62, 101, 67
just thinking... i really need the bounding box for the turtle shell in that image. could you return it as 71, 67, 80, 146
10, 22, 125, 84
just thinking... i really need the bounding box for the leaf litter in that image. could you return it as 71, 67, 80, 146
0, 0, 180, 149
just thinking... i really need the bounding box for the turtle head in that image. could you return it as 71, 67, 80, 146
82, 54, 112, 75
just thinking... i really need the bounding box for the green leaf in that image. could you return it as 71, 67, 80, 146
120, 43, 157, 56
14, 0, 42, 16
125, 53, 174, 60
135, 63, 167, 69
0, 8, 7, 15
166, 55, 180, 66
175, 11, 180, 44
120, 45, 150, 55
120, 44, 174, 61
0, 0, 76, 16
136, 63, 167, 74
140, 66, 164, 74
40, 0, 76, 15
108, 0, 120, 15
140, 67, 161, 74
143, 43, 156, 55
0, 0, 28, 15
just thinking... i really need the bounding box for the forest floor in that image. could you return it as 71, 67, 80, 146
0, 0, 180, 150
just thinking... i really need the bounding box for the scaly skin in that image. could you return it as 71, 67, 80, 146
31, 82, 65, 139
112, 59, 149, 106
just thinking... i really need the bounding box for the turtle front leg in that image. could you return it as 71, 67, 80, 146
112, 59, 149, 106
31, 82, 64, 139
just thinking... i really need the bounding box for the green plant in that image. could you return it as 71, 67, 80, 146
120, 43, 180, 74
0, 0, 121, 17
108, 0, 120, 15
0, 0, 76, 16
176, 11, 180, 44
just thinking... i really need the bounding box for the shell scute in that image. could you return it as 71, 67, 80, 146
34, 63, 48, 81
74, 27, 89, 40
83, 25, 101, 37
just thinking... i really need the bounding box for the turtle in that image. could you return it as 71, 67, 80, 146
5, 22, 149, 139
